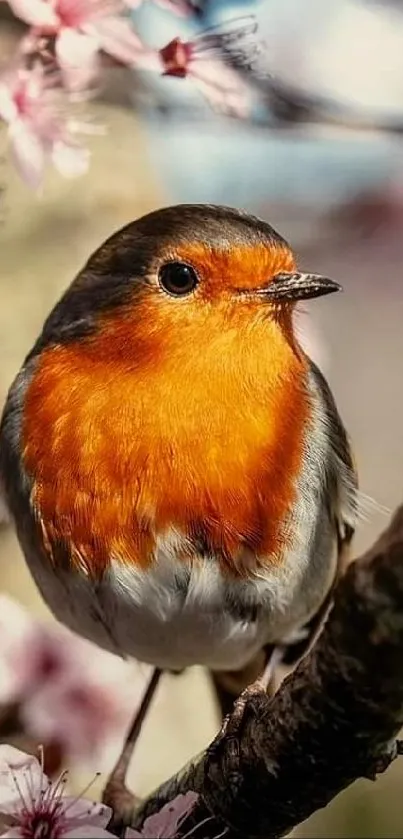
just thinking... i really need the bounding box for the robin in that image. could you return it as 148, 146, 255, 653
0, 204, 358, 794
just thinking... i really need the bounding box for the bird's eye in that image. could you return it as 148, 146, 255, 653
158, 261, 199, 297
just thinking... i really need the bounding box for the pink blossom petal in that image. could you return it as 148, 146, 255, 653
135, 792, 199, 838
84, 17, 160, 69
56, 27, 100, 91
48, 795, 112, 839
66, 829, 116, 838
0, 745, 46, 814
6, 0, 58, 27
58, 0, 123, 24
0, 595, 81, 704
8, 117, 45, 189
54, 796, 112, 829
0, 744, 40, 775
51, 138, 90, 177
0, 745, 115, 837
23, 670, 125, 766
190, 59, 251, 117
0, 64, 91, 185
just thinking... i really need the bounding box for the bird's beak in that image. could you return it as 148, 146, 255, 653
258, 272, 342, 303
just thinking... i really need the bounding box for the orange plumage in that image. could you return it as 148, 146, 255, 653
22, 239, 310, 579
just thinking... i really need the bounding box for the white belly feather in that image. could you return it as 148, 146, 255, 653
25, 519, 336, 672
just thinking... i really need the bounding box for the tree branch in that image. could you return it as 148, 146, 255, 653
129, 506, 403, 838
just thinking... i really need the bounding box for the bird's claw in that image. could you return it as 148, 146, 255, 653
103, 779, 140, 836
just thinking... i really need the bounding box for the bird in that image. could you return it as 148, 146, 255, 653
0, 204, 358, 798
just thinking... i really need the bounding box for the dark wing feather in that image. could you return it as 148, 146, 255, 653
281, 360, 358, 667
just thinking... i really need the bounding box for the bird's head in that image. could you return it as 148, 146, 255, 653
22, 205, 341, 573
35, 203, 340, 380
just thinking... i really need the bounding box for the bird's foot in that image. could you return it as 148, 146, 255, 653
219, 672, 272, 741
103, 778, 140, 835
211, 647, 281, 761
207, 675, 272, 794
102, 668, 162, 834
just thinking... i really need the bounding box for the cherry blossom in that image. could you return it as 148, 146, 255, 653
0, 594, 76, 705
158, 19, 259, 117
0, 595, 139, 770
0, 63, 89, 188
0, 745, 114, 838
81, 15, 159, 73
126, 792, 199, 838
0, 1, 260, 182
5, 0, 162, 90
21, 650, 138, 769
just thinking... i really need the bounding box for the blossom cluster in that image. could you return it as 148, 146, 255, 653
0, 595, 225, 838
0, 0, 260, 188
0, 594, 147, 772
0, 744, 200, 838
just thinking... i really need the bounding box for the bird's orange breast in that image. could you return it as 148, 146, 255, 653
22, 298, 311, 579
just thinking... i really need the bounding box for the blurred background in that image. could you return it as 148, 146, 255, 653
1, 0, 403, 835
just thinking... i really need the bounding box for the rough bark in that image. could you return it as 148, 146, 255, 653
130, 506, 403, 838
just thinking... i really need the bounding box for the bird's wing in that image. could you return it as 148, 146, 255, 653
309, 359, 359, 540
279, 360, 359, 668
